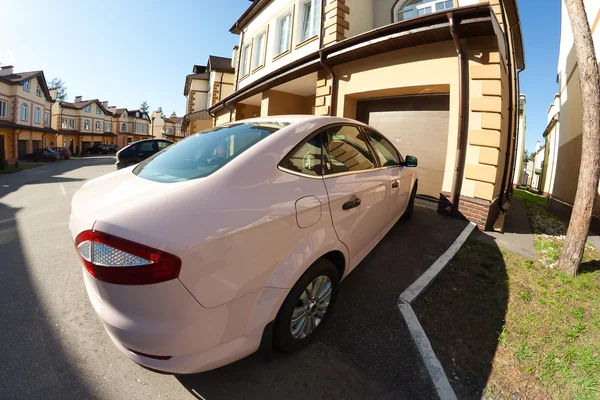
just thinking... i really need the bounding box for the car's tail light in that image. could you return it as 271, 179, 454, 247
75, 230, 181, 285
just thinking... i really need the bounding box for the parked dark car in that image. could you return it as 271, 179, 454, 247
106, 144, 120, 154
52, 147, 72, 160
23, 148, 60, 162
86, 145, 109, 155
116, 139, 173, 169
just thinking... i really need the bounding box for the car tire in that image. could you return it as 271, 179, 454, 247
273, 258, 339, 353
401, 180, 418, 221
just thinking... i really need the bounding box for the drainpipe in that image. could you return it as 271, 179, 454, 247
235, 24, 245, 92
447, 12, 468, 214
319, 51, 338, 117
225, 103, 235, 122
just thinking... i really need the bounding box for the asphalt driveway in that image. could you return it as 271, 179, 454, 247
0, 159, 468, 399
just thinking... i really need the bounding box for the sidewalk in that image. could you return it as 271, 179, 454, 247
473, 196, 537, 259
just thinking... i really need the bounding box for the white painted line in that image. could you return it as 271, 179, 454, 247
60, 184, 66, 196
399, 303, 457, 400
399, 222, 476, 304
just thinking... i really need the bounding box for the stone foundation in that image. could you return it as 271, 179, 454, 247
438, 192, 501, 231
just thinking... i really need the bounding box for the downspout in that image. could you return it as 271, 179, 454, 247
447, 12, 468, 214
497, 1, 519, 212
225, 103, 235, 122
318, 0, 337, 116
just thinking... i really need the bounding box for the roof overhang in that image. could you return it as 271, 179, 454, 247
502, 0, 525, 70
542, 113, 560, 138
212, 4, 501, 114
0, 120, 58, 134
230, 0, 266, 34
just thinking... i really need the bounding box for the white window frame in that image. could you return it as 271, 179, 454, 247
0, 100, 7, 118
104, 122, 111, 132
275, 10, 293, 56
44, 112, 49, 125
69, 119, 75, 129
394, 0, 454, 22
21, 103, 29, 121
85, 105, 91, 113
298, 0, 320, 43
121, 123, 126, 132
252, 30, 267, 70
96, 108, 101, 115
84, 120, 90, 131
241, 44, 251, 77
36, 86, 42, 97
34, 107, 41, 123
136, 112, 140, 117
23, 80, 30, 91
95, 121, 101, 132
122, 112, 127, 118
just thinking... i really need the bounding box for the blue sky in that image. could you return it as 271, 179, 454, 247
2, 0, 561, 152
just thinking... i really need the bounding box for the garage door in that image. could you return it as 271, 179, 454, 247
357, 94, 450, 200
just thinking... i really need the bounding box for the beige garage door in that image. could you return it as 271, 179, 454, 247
357, 95, 450, 200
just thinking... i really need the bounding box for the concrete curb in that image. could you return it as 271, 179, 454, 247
397, 222, 476, 400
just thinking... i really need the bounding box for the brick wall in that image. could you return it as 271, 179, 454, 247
438, 192, 500, 231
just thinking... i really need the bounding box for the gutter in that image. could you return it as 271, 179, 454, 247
447, 12, 468, 215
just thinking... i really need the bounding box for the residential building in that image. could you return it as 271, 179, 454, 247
153, 111, 184, 142
52, 96, 116, 154
108, 107, 151, 147
528, 140, 545, 192
542, 0, 600, 223
182, 56, 235, 135
541, 94, 560, 196
208, 0, 525, 230
512, 94, 526, 186
0, 65, 58, 162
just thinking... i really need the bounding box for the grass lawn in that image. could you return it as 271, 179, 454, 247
0, 163, 43, 175
513, 188, 549, 206
414, 202, 600, 399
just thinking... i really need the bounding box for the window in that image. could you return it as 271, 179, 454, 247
166, 127, 173, 135
69, 119, 75, 129
85, 105, 91, 112
44, 112, 49, 125
252, 31, 267, 70
157, 141, 170, 150
36, 86, 42, 97
122, 112, 127, 118
84, 120, 90, 131
364, 129, 402, 166
136, 112, 140, 117
121, 123, 126, 132
395, 0, 454, 22
95, 121, 101, 131
241, 44, 251, 77
34, 107, 41, 123
134, 122, 282, 183
105, 122, 111, 132
275, 11, 293, 56
96, 108, 101, 115
21, 103, 29, 121
299, 0, 320, 43
280, 133, 324, 176
323, 125, 376, 174
0, 100, 6, 118
143, 114, 147, 120
23, 80, 30, 91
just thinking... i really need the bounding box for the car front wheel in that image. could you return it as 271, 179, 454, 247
273, 258, 339, 352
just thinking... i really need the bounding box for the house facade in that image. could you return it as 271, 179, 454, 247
182, 56, 236, 135
0, 66, 58, 162
153, 111, 184, 142
208, 0, 525, 230
108, 107, 151, 147
543, 0, 600, 220
512, 94, 526, 186
52, 96, 117, 154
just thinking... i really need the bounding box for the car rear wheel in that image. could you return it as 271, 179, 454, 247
273, 258, 339, 352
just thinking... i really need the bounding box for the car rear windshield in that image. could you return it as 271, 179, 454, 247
133, 122, 287, 183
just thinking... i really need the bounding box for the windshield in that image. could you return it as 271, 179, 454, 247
133, 122, 288, 183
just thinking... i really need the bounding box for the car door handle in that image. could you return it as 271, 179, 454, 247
138, 153, 144, 156
342, 198, 361, 210
392, 181, 399, 189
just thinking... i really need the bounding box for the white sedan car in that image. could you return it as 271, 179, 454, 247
70, 115, 418, 374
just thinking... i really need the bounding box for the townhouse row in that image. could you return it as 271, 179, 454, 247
0, 65, 183, 160
181, 0, 525, 230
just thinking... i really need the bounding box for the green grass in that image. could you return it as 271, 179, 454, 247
513, 188, 549, 206
0, 163, 42, 174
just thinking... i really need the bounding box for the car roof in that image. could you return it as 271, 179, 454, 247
228, 115, 356, 127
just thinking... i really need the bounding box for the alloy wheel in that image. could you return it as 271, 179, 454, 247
289, 275, 332, 339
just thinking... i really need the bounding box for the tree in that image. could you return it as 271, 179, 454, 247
49, 78, 67, 101
156, 106, 163, 114
140, 101, 149, 113
557, 0, 600, 276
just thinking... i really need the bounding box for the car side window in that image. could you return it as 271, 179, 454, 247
323, 125, 376, 174
157, 141, 170, 150
364, 129, 403, 166
279, 133, 324, 176
139, 142, 154, 152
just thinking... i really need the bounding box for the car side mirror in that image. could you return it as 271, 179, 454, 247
404, 155, 418, 168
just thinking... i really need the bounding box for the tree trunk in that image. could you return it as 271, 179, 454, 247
558, 0, 600, 276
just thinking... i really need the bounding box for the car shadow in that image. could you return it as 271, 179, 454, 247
412, 238, 509, 399
0, 202, 94, 398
